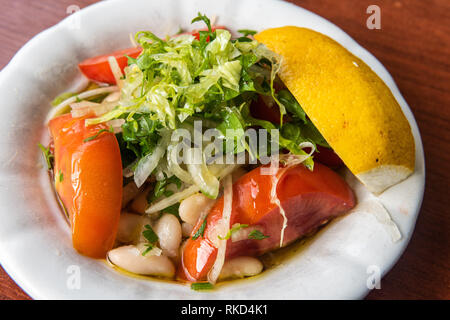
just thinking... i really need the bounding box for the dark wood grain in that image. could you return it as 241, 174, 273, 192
0, 0, 448, 300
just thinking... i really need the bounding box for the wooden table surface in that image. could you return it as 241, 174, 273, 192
0, 0, 448, 300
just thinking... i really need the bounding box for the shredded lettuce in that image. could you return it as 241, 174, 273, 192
86, 14, 278, 130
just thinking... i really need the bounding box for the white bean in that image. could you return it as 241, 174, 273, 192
116, 212, 144, 244
179, 193, 216, 225
154, 214, 182, 258
181, 222, 194, 237
219, 256, 264, 280
108, 245, 175, 277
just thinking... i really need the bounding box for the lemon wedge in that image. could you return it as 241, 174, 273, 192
255, 26, 415, 194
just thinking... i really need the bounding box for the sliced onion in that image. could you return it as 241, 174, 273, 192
46, 86, 118, 123
106, 119, 125, 133
146, 184, 200, 214
129, 33, 138, 48
231, 225, 262, 243
107, 56, 124, 88
104, 91, 121, 102
145, 164, 240, 215
134, 130, 170, 187
70, 100, 101, 111
167, 144, 194, 184
270, 171, 288, 248
154, 159, 173, 182
207, 174, 233, 284
70, 101, 117, 118
186, 148, 220, 199
278, 142, 315, 167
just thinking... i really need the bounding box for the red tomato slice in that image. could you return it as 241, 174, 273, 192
78, 47, 142, 84
49, 114, 123, 258
313, 145, 344, 168
180, 163, 355, 281
250, 95, 284, 124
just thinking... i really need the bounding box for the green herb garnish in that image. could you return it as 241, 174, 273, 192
149, 174, 182, 203
238, 29, 257, 36
248, 230, 269, 240
83, 127, 114, 143
191, 12, 214, 37
142, 224, 159, 256
162, 203, 181, 219
120, 113, 160, 160
143, 224, 158, 243
38, 143, 54, 170
218, 223, 249, 240
191, 282, 214, 291
141, 244, 154, 256
277, 89, 307, 124
192, 218, 208, 240
58, 170, 64, 182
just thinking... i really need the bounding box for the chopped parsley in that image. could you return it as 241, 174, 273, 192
120, 113, 160, 160
83, 127, 114, 143
142, 224, 159, 256
191, 282, 214, 291
248, 230, 269, 240
238, 29, 257, 36
38, 143, 54, 170
218, 223, 249, 240
236, 29, 257, 42
192, 218, 208, 240
162, 203, 181, 219
148, 174, 182, 203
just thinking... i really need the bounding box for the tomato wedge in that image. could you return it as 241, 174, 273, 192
49, 114, 123, 258
180, 163, 355, 281
78, 47, 142, 84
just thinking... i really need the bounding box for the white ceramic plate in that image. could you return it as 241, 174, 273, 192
0, 0, 425, 299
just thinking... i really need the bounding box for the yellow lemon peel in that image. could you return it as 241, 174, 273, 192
255, 27, 415, 193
